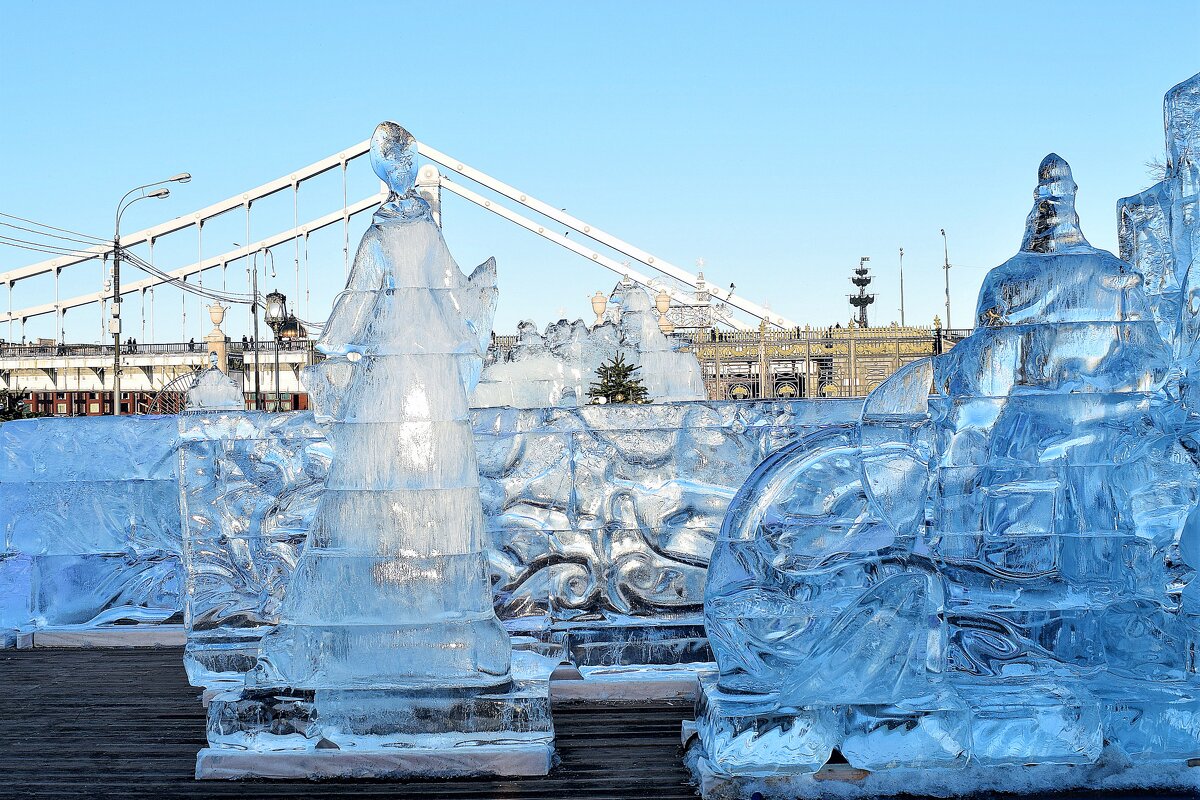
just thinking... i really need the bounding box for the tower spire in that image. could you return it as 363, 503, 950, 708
849, 256, 875, 327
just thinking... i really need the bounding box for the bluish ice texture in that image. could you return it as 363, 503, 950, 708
176, 398, 859, 687
0, 396, 857, 666
697, 143, 1200, 791
250, 121, 511, 693
0, 416, 182, 635
199, 122, 560, 763
179, 411, 328, 680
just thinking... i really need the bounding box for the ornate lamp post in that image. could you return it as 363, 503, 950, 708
264, 290, 287, 411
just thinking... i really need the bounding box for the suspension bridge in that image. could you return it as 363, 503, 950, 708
0, 131, 796, 348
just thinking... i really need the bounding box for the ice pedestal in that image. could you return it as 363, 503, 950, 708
691, 149, 1200, 796
197, 122, 551, 777
197, 650, 555, 778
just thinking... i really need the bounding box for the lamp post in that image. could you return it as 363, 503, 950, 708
898, 247, 906, 327
940, 228, 952, 331
112, 173, 190, 415
264, 290, 287, 411
245, 247, 278, 411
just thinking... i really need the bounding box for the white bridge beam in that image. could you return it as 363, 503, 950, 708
2, 131, 794, 330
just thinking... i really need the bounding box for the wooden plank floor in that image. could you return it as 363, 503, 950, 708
0, 648, 698, 799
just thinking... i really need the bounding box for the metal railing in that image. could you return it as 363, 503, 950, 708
0, 339, 320, 358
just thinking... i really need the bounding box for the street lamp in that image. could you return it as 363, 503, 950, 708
111, 173, 190, 415
244, 247, 277, 411
940, 228, 952, 331
264, 290, 287, 412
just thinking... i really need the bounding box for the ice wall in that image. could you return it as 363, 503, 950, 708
0, 398, 857, 658
0, 416, 181, 643
1119, 72, 1199, 363
692, 152, 1200, 796
179, 412, 328, 678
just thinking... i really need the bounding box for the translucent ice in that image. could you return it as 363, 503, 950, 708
198, 123, 555, 774
252, 121, 511, 692
473, 280, 706, 408
696, 149, 1200, 790
0, 416, 182, 633
185, 365, 245, 411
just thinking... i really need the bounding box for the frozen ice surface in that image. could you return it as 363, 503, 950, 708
473, 280, 706, 408
696, 143, 1200, 791
1120, 71, 1200, 382
178, 411, 327, 683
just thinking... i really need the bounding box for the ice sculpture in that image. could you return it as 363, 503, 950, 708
196, 122, 554, 779
473, 279, 706, 408
179, 411, 327, 684
691, 154, 1200, 797
0, 416, 182, 643
1120, 72, 1199, 369
184, 359, 245, 411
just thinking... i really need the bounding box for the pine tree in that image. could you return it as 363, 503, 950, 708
0, 389, 37, 422
588, 352, 650, 404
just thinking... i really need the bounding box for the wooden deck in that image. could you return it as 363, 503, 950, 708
0, 648, 698, 799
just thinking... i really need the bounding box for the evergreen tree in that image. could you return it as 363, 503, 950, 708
588, 352, 650, 404
0, 389, 37, 422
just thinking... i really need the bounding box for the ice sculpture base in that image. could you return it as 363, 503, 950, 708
551, 663, 705, 702
32, 624, 186, 648
200, 651, 554, 779
197, 742, 553, 780
686, 743, 1200, 800
689, 673, 1200, 798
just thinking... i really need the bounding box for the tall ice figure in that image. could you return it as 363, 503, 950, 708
196, 123, 554, 779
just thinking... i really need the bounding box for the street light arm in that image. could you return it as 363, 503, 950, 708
115, 174, 189, 236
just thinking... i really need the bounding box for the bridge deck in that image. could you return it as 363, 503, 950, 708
0, 648, 697, 799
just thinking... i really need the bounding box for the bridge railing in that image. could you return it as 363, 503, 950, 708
0, 340, 322, 358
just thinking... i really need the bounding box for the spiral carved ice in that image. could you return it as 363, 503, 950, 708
197, 123, 552, 778
693, 153, 1200, 796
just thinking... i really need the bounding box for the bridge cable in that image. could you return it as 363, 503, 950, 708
0, 212, 108, 244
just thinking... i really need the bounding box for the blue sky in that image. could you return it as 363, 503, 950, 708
1, 1, 1197, 342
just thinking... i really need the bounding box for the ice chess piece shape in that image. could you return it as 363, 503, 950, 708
691, 153, 1200, 798
196, 122, 553, 780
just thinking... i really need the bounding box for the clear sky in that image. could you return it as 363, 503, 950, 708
1, 1, 1198, 343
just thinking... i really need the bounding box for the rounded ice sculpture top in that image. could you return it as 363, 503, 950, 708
1021, 154, 1089, 254
370, 121, 431, 222
972, 153, 1150, 327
